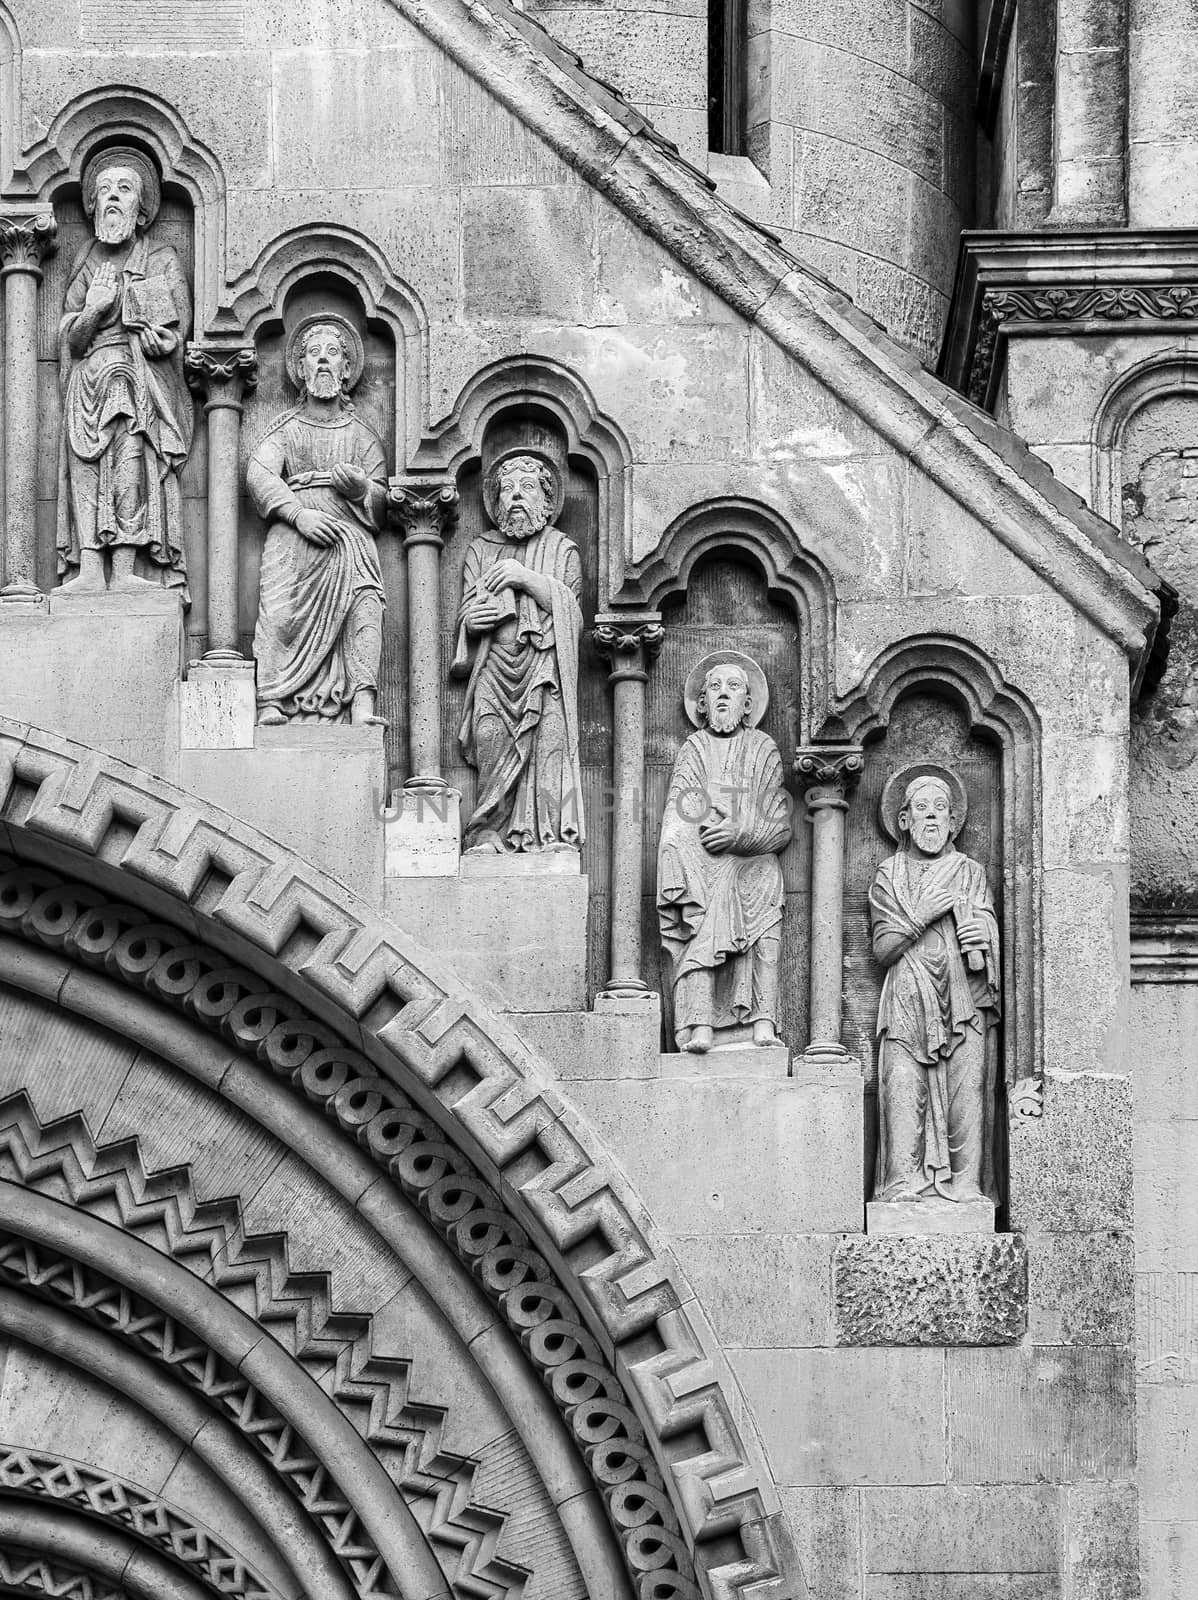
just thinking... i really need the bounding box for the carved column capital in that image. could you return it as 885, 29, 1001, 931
0, 210, 57, 277
795, 745, 864, 812
592, 613, 665, 684
388, 478, 460, 551
184, 343, 258, 411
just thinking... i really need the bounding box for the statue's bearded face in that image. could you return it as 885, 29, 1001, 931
703, 667, 750, 734
93, 167, 142, 245
901, 779, 953, 857
495, 458, 552, 540
300, 327, 349, 400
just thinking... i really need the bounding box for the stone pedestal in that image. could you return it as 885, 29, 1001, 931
384, 788, 461, 878
660, 1044, 790, 1079
385, 854, 589, 1011
181, 723, 386, 903
512, 993, 662, 1079
867, 1197, 996, 1236
0, 588, 183, 773
834, 1232, 1026, 1345
180, 659, 256, 750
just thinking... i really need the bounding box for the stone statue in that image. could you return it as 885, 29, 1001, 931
657, 652, 791, 1054
248, 314, 389, 726
450, 438, 584, 853
57, 147, 194, 594
869, 765, 1000, 1206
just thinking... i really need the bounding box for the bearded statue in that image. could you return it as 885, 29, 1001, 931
57, 146, 193, 594
450, 441, 584, 853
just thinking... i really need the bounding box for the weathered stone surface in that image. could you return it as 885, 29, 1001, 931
1027, 1230, 1135, 1346
180, 661, 255, 749
834, 1234, 1027, 1346
866, 1198, 996, 1237
777, 1485, 861, 1600
947, 1346, 1135, 1482
735, 1348, 946, 1484
1008, 1072, 1133, 1233
675, 1233, 835, 1347
862, 1484, 1059, 1572
509, 997, 662, 1080
384, 787, 461, 877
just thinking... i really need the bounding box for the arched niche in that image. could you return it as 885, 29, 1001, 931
617, 496, 837, 742
0, 3, 18, 193
643, 547, 811, 1050
31, 137, 202, 604
1094, 352, 1198, 908
835, 636, 1043, 1199
234, 275, 404, 763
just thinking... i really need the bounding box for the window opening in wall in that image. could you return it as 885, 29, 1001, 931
708, 0, 747, 154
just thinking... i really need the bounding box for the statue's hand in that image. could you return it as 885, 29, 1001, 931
483, 558, 527, 594
919, 885, 959, 927
84, 262, 120, 315
699, 815, 738, 854
138, 325, 176, 358
465, 594, 504, 633
954, 915, 987, 953
295, 509, 341, 547
330, 462, 370, 502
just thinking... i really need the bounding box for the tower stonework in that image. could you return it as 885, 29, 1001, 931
0, 2, 1191, 1597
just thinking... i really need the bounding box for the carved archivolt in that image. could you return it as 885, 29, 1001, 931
0, 717, 789, 1600
0, 1449, 278, 1600
0, 1099, 526, 1600
0, 1550, 128, 1600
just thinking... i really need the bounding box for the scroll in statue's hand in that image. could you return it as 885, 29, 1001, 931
330, 462, 370, 502
953, 915, 987, 953
464, 593, 506, 633
137, 325, 177, 358
294, 509, 342, 547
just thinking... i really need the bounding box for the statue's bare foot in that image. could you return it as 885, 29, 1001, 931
463, 833, 503, 856
543, 841, 577, 853
257, 704, 287, 726
752, 1020, 778, 1046
947, 1181, 986, 1203
684, 1026, 713, 1055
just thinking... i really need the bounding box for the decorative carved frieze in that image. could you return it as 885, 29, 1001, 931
0, 1551, 128, 1600
0, 1447, 278, 1600
833, 1232, 1027, 1345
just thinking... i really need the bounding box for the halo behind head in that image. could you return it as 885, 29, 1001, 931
879, 761, 969, 843
285, 313, 365, 394
683, 650, 769, 729
82, 146, 161, 227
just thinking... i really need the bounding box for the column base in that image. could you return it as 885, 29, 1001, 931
791, 1045, 863, 1088
384, 787, 460, 878
596, 977, 654, 1002
181, 658, 256, 750
404, 773, 449, 797
0, 580, 45, 607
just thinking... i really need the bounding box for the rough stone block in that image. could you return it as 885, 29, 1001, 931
384, 872, 588, 1011
674, 1233, 835, 1347
384, 788, 460, 878
0, 589, 182, 774
834, 1233, 1026, 1346
1007, 1071, 1133, 1233
180, 724, 386, 904
1064, 1483, 1139, 1593
865, 1579, 1059, 1599
862, 1484, 1059, 1571
566, 1073, 864, 1234
509, 997, 662, 1080
734, 1347, 946, 1484
180, 660, 255, 750
947, 1345, 1134, 1482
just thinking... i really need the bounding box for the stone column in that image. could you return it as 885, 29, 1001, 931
388, 478, 459, 794
0, 209, 56, 601
593, 613, 664, 999
795, 745, 864, 1064
184, 343, 258, 662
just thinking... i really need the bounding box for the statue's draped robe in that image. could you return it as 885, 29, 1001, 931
57, 236, 193, 588
657, 727, 790, 1034
248, 410, 387, 721
869, 845, 1000, 1198
452, 527, 584, 850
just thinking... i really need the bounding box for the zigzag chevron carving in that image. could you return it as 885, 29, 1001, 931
0, 1094, 528, 1600
0, 1451, 279, 1600
0, 1548, 128, 1600
0, 718, 794, 1600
